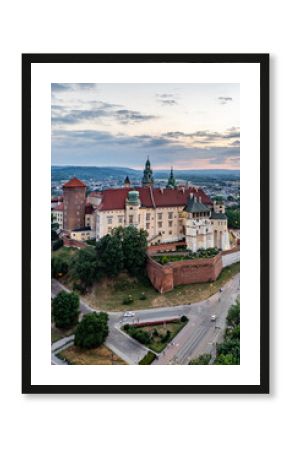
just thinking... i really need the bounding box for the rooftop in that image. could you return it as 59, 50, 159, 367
211, 211, 227, 220
97, 186, 212, 211
63, 177, 86, 188
71, 226, 91, 232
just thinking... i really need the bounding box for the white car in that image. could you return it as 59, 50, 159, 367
123, 311, 135, 318
210, 315, 217, 322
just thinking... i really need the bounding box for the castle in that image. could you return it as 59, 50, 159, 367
52, 158, 230, 252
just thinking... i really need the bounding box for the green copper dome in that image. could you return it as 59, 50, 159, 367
127, 190, 140, 205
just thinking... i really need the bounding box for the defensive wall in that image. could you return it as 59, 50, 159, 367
147, 253, 223, 294
147, 246, 240, 294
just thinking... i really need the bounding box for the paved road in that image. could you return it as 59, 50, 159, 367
51, 274, 239, 365
153, 273, 240, 365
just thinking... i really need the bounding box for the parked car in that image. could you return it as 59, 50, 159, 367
123, 311, 135, 318
210, 315, 217, 322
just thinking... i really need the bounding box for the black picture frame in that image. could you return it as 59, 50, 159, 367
22, 53, 269, 394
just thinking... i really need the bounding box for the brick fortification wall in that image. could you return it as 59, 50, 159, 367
147, 253, 223, 293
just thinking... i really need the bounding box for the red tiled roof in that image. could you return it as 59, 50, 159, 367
98, 186, 212, 211
52, 203, 64, 211
63, 177, 86, 188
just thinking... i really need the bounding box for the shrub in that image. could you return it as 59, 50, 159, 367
139, 351, 156, 365
181, 315, 188, 323
123, 324, 130, 331
122, 294, 134, 305
74, 312, 109, 349
161, 330, 171, 343
132, 329, 151, 345
139, 292, 147, 300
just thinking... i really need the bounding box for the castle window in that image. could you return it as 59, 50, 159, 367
146, 223, 150, 230
108, 227, 112, 234
169, 231, 172, 235
168, 221, 173, 228
107, 216, 113, 224
158, 221, 162, 228
118, 215, 123, 224
129, 215, 133, 224
157, 213, 162, 220
146, 213, 150, 221
168, 212, 173, 219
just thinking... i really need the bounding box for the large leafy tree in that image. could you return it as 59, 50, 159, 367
70, 246, 98, 287
122, 226, 148, 275
52, 291, 80, 329
74, 312, 109, 349
51, 255, 69, 277
96, 232, 124, 276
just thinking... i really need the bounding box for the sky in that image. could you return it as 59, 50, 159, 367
51, 83, 240, 170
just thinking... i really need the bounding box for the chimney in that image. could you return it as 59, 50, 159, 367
199, 196, 202, 203
160, 187, 164, 194
189, 192, 193, 199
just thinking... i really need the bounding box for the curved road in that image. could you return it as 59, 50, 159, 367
51, 273, 240, 365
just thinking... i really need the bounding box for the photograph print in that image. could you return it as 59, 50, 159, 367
23, 54, 269, 393
51, 82, 240, 367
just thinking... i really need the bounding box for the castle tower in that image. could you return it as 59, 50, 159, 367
142, 156, 154, 187
63, 177, 86, 232
125, 190, 141, 227
166, 167, 176, 188
124, 175, 131, 188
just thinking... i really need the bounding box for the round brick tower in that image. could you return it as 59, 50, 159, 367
63, 177, 86, 232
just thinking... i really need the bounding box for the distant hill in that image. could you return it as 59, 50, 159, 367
51, 165, 240, 182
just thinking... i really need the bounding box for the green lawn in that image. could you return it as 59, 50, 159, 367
82, 262, 240, 312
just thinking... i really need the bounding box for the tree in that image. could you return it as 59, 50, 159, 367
51, 255, 69, 277
122, 226, 148, 275
70, 246, 98, 287
74, 312, 109, 349
96, 232, 124, 276
52, 291, 80, 329
189, 354, 211, 365
226, 207, 240, 229
226, 301, 240, 327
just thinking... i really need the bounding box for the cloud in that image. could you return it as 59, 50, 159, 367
164, 127, 240, 142
51, 83, 98, 92
52, 127, 239, 168
156, 93, 178, 106
114, 109, 156, 124
218, 96, 233, 105
51, 103, 157, 126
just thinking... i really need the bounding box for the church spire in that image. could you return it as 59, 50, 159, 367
142, 157, 154, 187
166, 166, 176, 188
